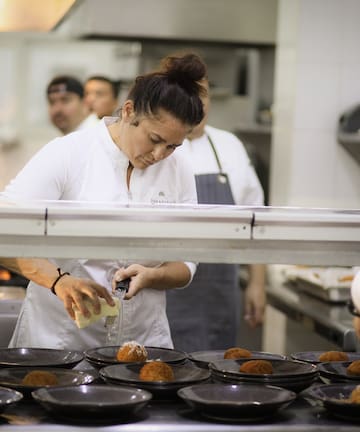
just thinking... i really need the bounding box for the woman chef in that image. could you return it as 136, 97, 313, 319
0, 53, 206, 351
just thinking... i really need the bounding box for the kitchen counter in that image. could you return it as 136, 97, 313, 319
0, 383, 360, 432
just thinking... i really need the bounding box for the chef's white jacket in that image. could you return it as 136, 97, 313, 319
3, 118, 197, 350
178, 125, 264, 206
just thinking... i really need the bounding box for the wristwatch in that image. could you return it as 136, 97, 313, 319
347, 299, 360, 317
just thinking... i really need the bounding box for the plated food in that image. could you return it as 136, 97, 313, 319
291, 351, 360, 364
100, 361, 210, 397
210, 358, 318, 392
0, 367, 96, 397
318, 351, 349, 362
116, 341, 148, 362
306, 383, 360, 421
139, 361, 174, 382
319, 361, 360, 383
85, 345, 186, 368
239, 360, 273, 375
189, 350, 287, 369
223, 347, 252, 359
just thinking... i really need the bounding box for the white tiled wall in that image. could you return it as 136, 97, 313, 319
270, 0, 360, 208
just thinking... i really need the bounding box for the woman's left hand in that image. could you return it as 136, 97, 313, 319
112, 264, 155, 299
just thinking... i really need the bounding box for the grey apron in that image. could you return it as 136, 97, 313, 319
166, 134, 240, 352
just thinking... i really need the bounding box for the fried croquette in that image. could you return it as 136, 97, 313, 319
224, 347, 252, 359
139, 361, 174, 382
347, 360, 360, 376
349, 385, 360, 403
318, 351, 349, 362
21, 370, 59, 386
239, 359, 273, 375
116, 341, 148, 362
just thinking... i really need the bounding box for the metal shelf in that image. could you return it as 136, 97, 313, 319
0, 201, 359, 265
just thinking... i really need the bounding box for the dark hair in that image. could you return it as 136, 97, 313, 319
127, 53, 207, 126
85, 75, 121, 99
47, 75, 84, 98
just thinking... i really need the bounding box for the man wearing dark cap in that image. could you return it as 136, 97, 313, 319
47, 75, 98, 135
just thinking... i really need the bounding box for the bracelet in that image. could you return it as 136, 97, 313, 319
347, 299, 360, 317
51, 268, 70, 295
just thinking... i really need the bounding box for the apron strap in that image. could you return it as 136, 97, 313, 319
206, 133, 224, 174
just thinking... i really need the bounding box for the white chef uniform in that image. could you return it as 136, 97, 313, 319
3, 118, 197, 350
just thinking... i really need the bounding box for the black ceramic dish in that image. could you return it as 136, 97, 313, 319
32, 384, 152, 420
188, 350, 287, 369
209, 359, 318, 393
0, 348, 84, 369
291, 351, 360, 364
85, 346, 187, 369
178, 383, 296, 422
0, 386, 23, 413
99, 361, 210, 397
0, 367, 97, 397
318, 361, 360, 383
306, 383, 360, 422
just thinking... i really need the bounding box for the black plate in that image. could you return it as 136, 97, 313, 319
0, 348, 84, 368
306, 383, 360, 422
32, 384, 152, 420
100, 361, 210, 397
188, 350, 287, 369
209, 359, 318, 393
0, 386, 23, 413
85, 346, 186, 368
318, 361, 360, 383
291, 351, 360, 364
0, 367, 96, 397
178, 383, 296, 422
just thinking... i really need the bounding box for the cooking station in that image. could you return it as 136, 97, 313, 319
0, 201, 360, 431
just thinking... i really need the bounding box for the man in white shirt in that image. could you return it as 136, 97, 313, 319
47, 75, 98, 135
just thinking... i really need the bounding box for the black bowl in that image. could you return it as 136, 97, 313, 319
85, 346, 186, 368
178, 383, 296, 422
99, 361, 210, 397
306, 383, 360, 422
0, 367, 97, 397
0, 348, 83, 369
319, 361, 360, 383
32, 384, 152, 420
188, 350, 287, 369
291, 351, 360, 364
0, 386, 23, 413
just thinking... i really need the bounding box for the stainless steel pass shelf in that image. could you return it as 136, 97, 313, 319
0, 200, 359, 265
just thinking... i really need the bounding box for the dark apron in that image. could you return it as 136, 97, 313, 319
166, 134, 240, 352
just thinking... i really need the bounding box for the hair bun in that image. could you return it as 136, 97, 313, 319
161, 53, 207, 94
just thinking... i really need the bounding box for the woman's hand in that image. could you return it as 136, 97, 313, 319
112, 264, 155, 299
244, 281, 266, 328
54, 275, 115, 320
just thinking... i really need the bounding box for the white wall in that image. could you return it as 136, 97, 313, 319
0, 34, 140, 190
270, 0, 360, 208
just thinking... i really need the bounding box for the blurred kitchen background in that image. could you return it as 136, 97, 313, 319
0, 0, 360, 352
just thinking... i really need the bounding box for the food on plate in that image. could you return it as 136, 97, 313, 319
223, 347, 252, 359
21, 370, 59, 386
349, 385, 360, 403
139, 360, 174, 382
73, 297, 120, 329
116, 341, 148, 362
318, 351, 349, 362
347, 360, 360, 375
239, 359, 273, 374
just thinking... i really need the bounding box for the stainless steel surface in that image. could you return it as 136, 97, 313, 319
0, 201, 359, 265
55, 0, 278, 45
1, 384, 360, 431
267, 282, 357, 351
